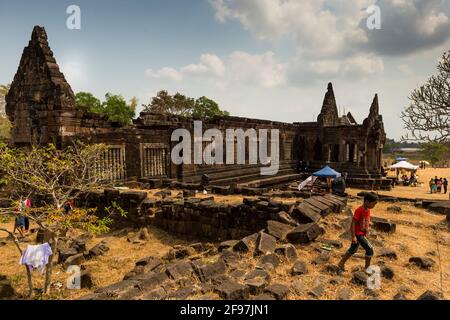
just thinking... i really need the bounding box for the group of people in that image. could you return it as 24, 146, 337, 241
13, 196, 74, 237
429, 176, 448, 194
400, 172, 418, 186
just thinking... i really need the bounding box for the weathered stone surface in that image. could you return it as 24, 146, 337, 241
286, 223, 324, 244
245, 270, 271, 282
258, 254, 280, 269
219, 250, 240, 267
58, 248, 79, 264
312, 251, 331, 265
245, 278, 267, 296
265, 283, 289, 300
409, 257, 435, 270
336, 287, 353, 300
256, 232, 277, 255
371, 217, 396, 233
417, 290, 442, 300
377, 248, 398, 260
387, 206, 402, 213
351, 271, 368, 286
308, 284, 325, 298
135, 272, 169, 291
0, 276, 15, 300
135, 256, 163, 272
291, 260, 308, 275
265, 220, 293, 240
364, 288, 380, 299
214, 280, 250, 300
233, 233, 258, 253
322, 264, 343, 276
218, 240, 239, 252
252, 293, 276, 300
393, 293, 407, 300
274, 244, 297, 261
167, 286, 198, 300
271, 211, 298, 226
165, 260, 194, 280
381, 266, 394, 280
80, 271, 94, 289
291, 203, 321, 224
95, 280, 140, 299
88, 241, 109, 258
195, 260, 227, 282
64, 253, 85, 269
164, 246, 196, 261
140, 287, 167, 300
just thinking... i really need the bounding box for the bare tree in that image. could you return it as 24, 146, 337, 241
401, 51, 450, 142
0, 141, 127, 296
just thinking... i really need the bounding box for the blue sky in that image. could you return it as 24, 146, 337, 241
1, 0, 450, 139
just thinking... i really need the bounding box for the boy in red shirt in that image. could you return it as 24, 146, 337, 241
338, 192, 378, 271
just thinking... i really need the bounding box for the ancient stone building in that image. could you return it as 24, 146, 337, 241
5, 26, 391, 190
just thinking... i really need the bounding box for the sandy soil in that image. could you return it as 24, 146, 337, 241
349, 167, 450, 201
1, 193, 448, 300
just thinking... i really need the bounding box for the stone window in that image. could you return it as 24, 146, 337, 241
96, 145, 126, 181
140, 143, 168, 178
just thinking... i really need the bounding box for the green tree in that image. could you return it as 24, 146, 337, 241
75, 92, 102, 114
102, 93, 135, 125
75, 92, 135, 125
143, 91, 229, 118
192, 96, 230, 118
420, 142, 449, 165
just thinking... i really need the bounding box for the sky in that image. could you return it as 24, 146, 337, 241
1, 0, 450, 140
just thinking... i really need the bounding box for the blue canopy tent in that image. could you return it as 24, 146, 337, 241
312, 166, 342, 178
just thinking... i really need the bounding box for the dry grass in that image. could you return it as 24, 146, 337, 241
1, 190, 449, 300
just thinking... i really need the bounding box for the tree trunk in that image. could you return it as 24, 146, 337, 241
44, 235, 58, 294
25, 265, 34, 298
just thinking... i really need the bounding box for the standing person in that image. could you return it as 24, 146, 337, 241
63, 199, 74, 214
429, 179, 435, 194
13, 196, 26, 237
23, 197, 31, 233
338, 193, 378, 271
437, 179, 443, 193
444, 178, 448, 194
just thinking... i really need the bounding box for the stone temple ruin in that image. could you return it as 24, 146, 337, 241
5, 26, 391, 191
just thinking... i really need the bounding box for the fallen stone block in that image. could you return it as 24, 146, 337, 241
274, 244, 297, 261
409, 257, 435, 270
265, 283, 289, 300
371, 217, 396, 233
286, 223, 324, 244
214, 280, 250, 300
256, 232, 277, 255
265, 220, 293, 240
417, 290, 442, 300
165, 260, 194, 280
291, 260, 308, 275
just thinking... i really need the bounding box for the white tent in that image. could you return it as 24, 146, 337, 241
389, 161, 419, 170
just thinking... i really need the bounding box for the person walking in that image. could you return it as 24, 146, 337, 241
444, 178, 448, 194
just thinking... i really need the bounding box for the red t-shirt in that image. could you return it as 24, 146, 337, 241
353, 206, 370, 236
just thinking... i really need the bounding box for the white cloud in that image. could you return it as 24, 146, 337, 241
181, 54, 225, 77
146, 54, 225, 81
210, 0, 372, 58
228, 51, 286, 88
145, 67, 183, 81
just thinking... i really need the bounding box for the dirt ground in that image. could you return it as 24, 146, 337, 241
1, 191, 448, 300
348, 167, 450, 201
